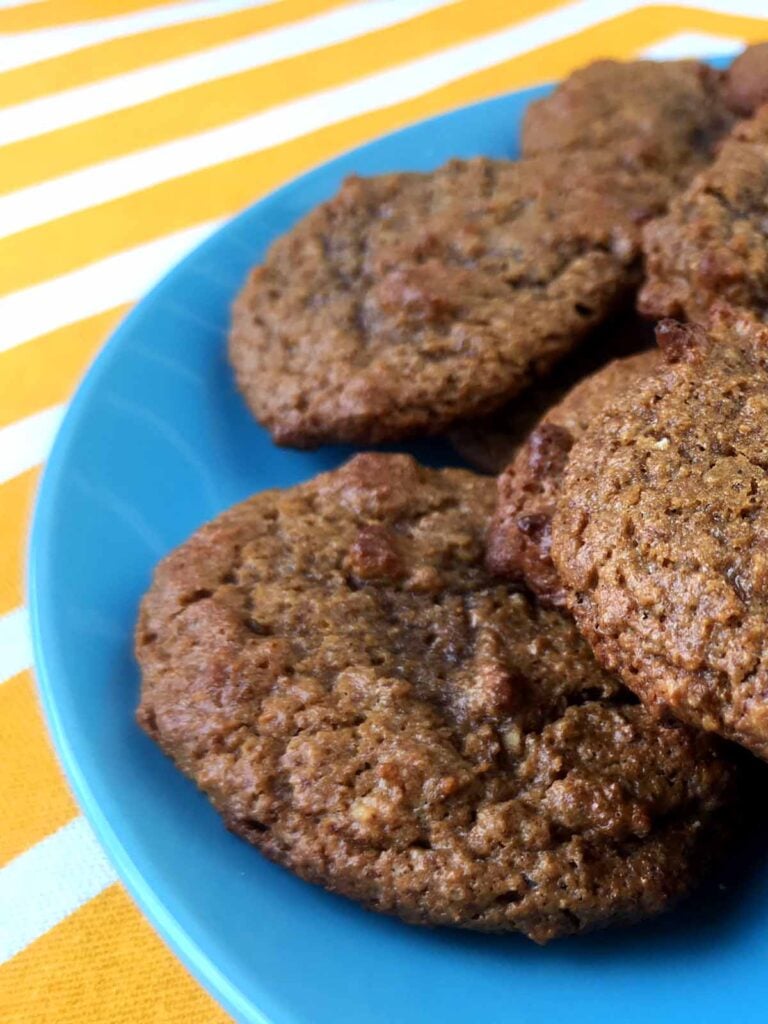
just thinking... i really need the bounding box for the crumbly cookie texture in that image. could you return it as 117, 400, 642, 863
137, 453, 738, 943
723, 42, 768, 116
639, 106, 768, 323
552, 310, 768, 760
522, 58, 733, 186
487, 350, 660, 606
230, 156, 671, 447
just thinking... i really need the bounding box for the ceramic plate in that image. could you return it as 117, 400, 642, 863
30, 64, 768, 1024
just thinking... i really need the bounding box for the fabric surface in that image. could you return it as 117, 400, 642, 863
0, 1, 766, 1020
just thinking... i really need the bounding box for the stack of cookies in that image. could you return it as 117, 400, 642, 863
136, 46, 768, 944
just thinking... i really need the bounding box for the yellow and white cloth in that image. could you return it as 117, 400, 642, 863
1, 2, 766, 1021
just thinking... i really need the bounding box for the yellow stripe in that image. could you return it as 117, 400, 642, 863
0, 8, 759, 429
0, 0, 561, 200
0, 1, 184, 31
0, 308, 126, 430
639, 4, 768, 42
0, 884, 231, 1022
520, 4, 768, 64
0, 671, 78, 867
0, 469, 37, 617
0, 4, 762, 303
2, 8, 766, 1023
0, 0, 347, 109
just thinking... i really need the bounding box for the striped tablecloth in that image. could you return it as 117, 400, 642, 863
1, 2, 766, 1021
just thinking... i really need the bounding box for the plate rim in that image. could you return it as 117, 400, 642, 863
25, 58, 733, 1024
27, 82, 546, 1024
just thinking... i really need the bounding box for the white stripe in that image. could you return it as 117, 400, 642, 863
2, 0, 758, 241
0, 817, 116, 963
0, 0, 271, 73
0, 0, 757, 964
0, 0, 647, 243
0, 0, 455, 146
0, 0, 754, 150
0, 0, 44, 8
0, 0, 757, 76
641, 31, 744, 61
0, 12, 748, 344
667, 0, 768, 14
0, 404, 64, 485
0, 607, 32, 684
0, 218, 222, 355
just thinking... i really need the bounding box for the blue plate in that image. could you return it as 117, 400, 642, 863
29, 68, 768, 1024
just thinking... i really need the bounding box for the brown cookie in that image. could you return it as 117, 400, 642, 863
552, 310, 768, 760
723, 42, 768, 116
450, 312, 655, 474
639, 106, 768, 323
230, 155, 672, 447
522, 59, 732, 186
137, 453, 738, 943
487, 349, 661, 606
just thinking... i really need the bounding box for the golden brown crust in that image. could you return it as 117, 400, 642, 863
639, 106, 768, 323
229, 156, 672, 447
522, 59, 733, 186
552, 310, 768, 760
723, 43, 768, 116
487, 351, 660, 605
137, 454, 738, 942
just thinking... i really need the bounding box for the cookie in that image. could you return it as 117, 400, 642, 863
137, 453, 738, 943
552, 311, 768, 760
522, 59, 732, 187
487, 349, 660, 606
639, 106, 768, 323
450, 312, 654, 474
229, 155, 671, 447
723, 43, 768, 116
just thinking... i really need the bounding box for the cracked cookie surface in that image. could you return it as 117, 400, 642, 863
229, 156, 671, 447
488, 349, 660, 606
522, 58, 732, 187
639, 106, 768, 323
136, 453, 738, 942
552, 312, 768, 760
